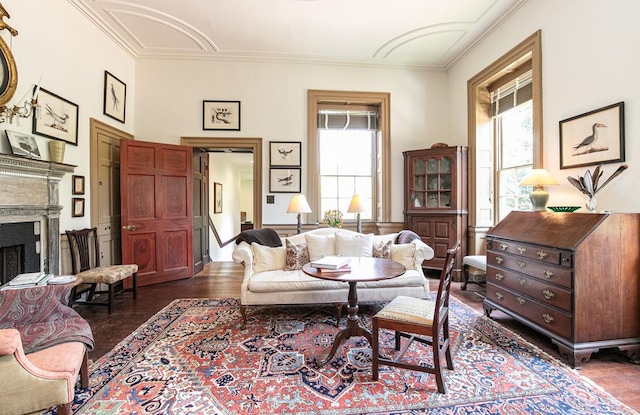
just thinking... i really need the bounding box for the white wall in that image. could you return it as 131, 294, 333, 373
448, 0, 640, 213
209, 153, 243, 261
1, 0, 136, 231
134, 59, 450, 224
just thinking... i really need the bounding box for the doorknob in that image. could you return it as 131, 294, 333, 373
122, 224, 137, 231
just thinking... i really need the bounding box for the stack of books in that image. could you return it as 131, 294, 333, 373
310, 256, 352, 273
1, 272, 53, 290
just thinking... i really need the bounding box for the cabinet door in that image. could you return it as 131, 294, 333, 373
408, 153, 455, 210
410, 215, 455, 269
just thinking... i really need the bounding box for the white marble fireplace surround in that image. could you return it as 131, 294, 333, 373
0, 153, 75, 275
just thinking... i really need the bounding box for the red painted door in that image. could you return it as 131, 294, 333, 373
120, 140, 193, 286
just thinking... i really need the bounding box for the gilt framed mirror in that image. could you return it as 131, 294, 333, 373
0, 5, 18, 106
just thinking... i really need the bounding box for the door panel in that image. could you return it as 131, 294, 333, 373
121, 140, 193, 286
192, 151, 209, 273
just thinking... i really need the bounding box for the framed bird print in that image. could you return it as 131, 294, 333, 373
270, 141, 301, 167
32, 88, 79, 145
103, 71, 126, 123
269, 168, 301, 193
203, 100, 241, 130
559, 102, 624, 169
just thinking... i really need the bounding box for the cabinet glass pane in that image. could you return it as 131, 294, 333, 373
427, 193, 438, 207
412, 192, 425, 208
440, 157, 451, 173
440, 174, 451, 190
440, 192, 451, 207
427, 175, 438, 190
414, 159, 425, 175
414, 175, 425, 190
427, 158, 438, 173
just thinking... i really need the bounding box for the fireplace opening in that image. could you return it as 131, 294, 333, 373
0, 222, 41, 285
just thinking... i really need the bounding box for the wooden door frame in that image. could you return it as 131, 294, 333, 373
89, 118, 134, 228
180, 137, 262, 229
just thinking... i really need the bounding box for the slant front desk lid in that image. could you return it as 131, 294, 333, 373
487, 211, 611, 251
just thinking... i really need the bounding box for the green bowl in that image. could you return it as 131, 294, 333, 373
548, 206, 581, 212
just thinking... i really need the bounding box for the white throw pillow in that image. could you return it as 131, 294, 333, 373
305, 233, 336, 261
391, 243, 417, 270
251, 243, 286, 273
335, 232, 373, 257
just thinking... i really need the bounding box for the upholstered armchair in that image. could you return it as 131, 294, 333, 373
0, 284, 94, 415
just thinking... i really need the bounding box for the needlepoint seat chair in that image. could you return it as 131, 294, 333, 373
66, 227, 138, 314
372, 241, 461, 394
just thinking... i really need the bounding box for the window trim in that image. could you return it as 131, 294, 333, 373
467, 30, 543, 227
307, 90, 391, 224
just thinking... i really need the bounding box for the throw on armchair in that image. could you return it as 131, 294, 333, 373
0, 284, 94, 415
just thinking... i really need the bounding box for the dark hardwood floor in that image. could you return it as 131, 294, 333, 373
77, 262, 640, 411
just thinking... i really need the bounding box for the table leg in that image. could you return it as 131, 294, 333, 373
320, 281, 372, 365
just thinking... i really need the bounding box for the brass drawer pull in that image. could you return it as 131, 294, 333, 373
517, 246, 526, 254
537, 250, 548, 260
496, 256, 504, 264
519, 278, 526, 285
495, 273, 504, 281
517, 260, 526, 268
499, 243, 508, 251
543, 269, 554, 279
495, 292, 504, 300
543, 290, 555, 300
543, 313, 554, 323
516, 297, 526, 305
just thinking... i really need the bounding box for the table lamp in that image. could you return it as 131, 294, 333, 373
287, 194, 312, 234
347, 194, 365, 233
519, 169, 559, 211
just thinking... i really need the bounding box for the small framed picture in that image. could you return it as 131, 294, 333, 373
103, 71, 126, 123
203, 100, 241, 130
214, 182, 223, 213
5, 130, 41, 159
270, 141, 301, 167
72, 175, 85, 195
72, 198, 85, 217
559, 102, 625, 169
32, 88, 79, 145
269, 168, 301, 193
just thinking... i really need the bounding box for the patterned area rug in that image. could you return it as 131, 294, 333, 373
63, 297, 637, 414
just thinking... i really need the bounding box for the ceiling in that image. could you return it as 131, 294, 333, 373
70, 0, 526, 70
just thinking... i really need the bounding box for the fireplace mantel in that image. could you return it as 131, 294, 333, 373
0, 153, 75, 274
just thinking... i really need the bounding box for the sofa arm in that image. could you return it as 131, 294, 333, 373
232, 241, 253, 265
411, 238, 435, 264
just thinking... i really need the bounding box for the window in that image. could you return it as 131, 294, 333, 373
307, 90, 391, 225
491, 70, 534, 220
318, 108, 376, 220
467, 31, 542, 229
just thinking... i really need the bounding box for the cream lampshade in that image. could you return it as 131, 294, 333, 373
519, 169, 559, 212
287, 194, 312, 234
347, 194, 365, 233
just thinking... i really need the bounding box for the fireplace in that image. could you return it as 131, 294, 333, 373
0, 154, 75, 279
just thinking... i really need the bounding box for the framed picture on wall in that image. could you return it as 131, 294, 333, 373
72, 175, 85, 195
214, 182, 223, 213
203, 100, 241, 130
103, 71, 126, 123
6, 130, 41, 159
269, 168, 301, 193
559, 102, 625, 169
72, 198, 85, 217
270, 141, 301, 166
32, 88, 79, 145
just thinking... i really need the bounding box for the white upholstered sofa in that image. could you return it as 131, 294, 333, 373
232, 227, 435, 327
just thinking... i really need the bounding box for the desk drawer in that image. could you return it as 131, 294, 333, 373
486, 283, 572, 339
486, 267, 572, 312
488, 239, 564, 265
487, 251, 572, 289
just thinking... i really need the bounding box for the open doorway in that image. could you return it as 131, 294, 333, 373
181, 137, 263, 262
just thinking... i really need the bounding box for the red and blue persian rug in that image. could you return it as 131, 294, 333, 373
63, 297, 637, 414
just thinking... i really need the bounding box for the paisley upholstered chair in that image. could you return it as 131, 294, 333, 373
66, 227, 138, 314
0, 284, 94, 415
372, 241, 461, 393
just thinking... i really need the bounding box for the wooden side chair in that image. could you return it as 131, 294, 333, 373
372, 241, 461, 393
66, 227, 138, 314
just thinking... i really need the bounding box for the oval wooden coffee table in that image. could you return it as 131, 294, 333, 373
303, 257, 406, 365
